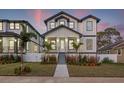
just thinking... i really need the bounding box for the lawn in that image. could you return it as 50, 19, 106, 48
0, 63, 56, 76
67, 63, 124, 77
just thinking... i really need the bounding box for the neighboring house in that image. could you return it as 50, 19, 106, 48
0, 19, 43, 54
98, 40, 124, 63
42, 11, 100, 56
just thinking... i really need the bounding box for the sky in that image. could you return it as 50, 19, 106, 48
0, 9, 124, 36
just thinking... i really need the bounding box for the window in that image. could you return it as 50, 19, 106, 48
34, 45, 38, 52
50, 39, 56, 50
9, 40, 14, 50
86, 21, 93, 31
9, 22, 15, 29
86, 39, 93, 50
59, 21, 65, 25
69, 22, 74, 28
0, 22, 3, 31
69, 39, 74, 50
117, 49, 122, 55
15, 23, 20, 29
50, 22, 55, 29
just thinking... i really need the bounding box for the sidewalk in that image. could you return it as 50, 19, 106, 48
0, 76, 124, 83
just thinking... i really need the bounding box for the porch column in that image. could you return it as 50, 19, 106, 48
56, 37, 59, 52
65, 37, 68, 53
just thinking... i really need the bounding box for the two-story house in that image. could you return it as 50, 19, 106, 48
0, 19, 43, 54
42, 11, 100, 56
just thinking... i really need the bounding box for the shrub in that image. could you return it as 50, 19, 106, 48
41, 55, 57, 64
23, 66, 31, 73
65, 55, 80, 65
14, 66, 31, 75
14, 55, 21, 63
14, 67, 21, 75
101, 57, 114, 63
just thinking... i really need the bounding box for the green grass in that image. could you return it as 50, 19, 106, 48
0, 63, 56, 76
67, 63, 124, 77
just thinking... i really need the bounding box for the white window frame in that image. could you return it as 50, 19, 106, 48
68, 39, 74, 50
0, 22, 3, 31
9, 40, 14, 50
50, 22, 55, 29
34, 45, 38, 52
50, 39, 56, 50
15, 23, 20, 30
69, 22, 74, 29
9, 22, 15, 30
86, 39, 93, 50
117, 49, 122, 56
86, 21, 93, 31
59, 21, 65, 25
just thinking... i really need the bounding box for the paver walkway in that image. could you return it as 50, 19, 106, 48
54, 53, 69, 77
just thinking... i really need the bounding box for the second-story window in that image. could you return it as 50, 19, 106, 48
50, 22, 55, 29
15, 23, 20, 30
0, 22, 3, 31
9, 22, 20, 30
86, 21, 93, 31
69, 22, 74, 29
9, 22, 15, 29
59, 21, 65, 25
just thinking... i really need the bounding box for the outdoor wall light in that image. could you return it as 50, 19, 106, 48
14, 39, 17, 42
77, 38, 80, 43
45, 38, 47, 42
0, 39, 2, 42
57, 38, 59, 42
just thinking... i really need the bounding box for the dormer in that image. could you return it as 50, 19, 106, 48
44, 11, 80, 31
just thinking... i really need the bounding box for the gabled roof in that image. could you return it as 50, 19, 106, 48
44, 11, 101, 24
0, 19, 43, 38
98, 40, 124, 51
44, 11, 80, 24
80, 15, 100, 23
0, 32, 20, 37
42, 25, 82, 37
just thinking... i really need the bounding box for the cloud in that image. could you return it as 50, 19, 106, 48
97, 22, 111, 31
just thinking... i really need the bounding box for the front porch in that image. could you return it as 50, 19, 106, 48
45, 37, 80, 53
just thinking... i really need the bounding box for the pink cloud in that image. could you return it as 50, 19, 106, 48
97, 22, 111, 32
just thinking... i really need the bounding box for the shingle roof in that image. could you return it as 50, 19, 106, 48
98, 40, 124, 51
0, 32, 20, 37
44, 11, 100, 24
80, 15, 100, 23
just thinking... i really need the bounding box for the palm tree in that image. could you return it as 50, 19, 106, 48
71, 41, 83, 62
20, 24, 37, 72
43, 41, 52, 62
43, 41, 52, 53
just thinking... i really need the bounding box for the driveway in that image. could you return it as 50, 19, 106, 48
0, 76, 124, 83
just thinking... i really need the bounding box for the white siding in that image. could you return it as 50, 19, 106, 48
79, 18, 97, 35
80, 37, 96, 52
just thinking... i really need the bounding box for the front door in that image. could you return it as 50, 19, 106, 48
60, 39, 65, 52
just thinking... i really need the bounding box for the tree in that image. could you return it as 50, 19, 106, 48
97, 27, 123, 48
43, 41, 52, 53
71, 41, 83, 62
43, 41, 52, 62
20, 24, 37, 72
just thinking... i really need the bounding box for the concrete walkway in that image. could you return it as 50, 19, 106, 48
54, 64, 69, 77
0, 76, 124, 83
54, 53, 69, 77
